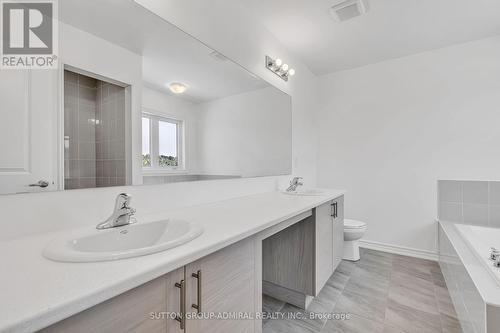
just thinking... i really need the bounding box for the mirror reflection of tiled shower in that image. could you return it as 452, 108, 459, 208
64, 70, 127, 189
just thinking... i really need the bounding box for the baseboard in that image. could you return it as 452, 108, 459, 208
359, 239, 438, 261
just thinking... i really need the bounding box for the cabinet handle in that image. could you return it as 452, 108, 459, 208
334, 202, 338, 218
331, 202, 338, 218
191, 270, 202, 313
175, 279, 186, 329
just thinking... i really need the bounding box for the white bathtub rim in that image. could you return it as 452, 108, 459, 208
439, 220, 500, 307
454, 223, 500, 291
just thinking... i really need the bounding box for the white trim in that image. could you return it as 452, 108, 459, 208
56, 65, 65, 190
359, 239, 438, 261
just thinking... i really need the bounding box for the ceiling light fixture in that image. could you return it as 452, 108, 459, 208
266, 56, 295, 81
168, 82, 188, 94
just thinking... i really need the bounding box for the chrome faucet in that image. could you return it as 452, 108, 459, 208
96, 193, 137, 230
286, 177, 303, 192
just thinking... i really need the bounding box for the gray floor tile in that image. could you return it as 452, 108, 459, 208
392, 260, 434, 282
308, 282, 343, 313
334, 288, 387, 323
344, 268, 390, 299
355, 261, 393, 281
388, 282, 439, 315
263, 316, 317, 333
321, 314, 384, 333
390, 270, 436, 298
279, 303, 327, 332
326, 269, 351, 291
263, 295, 286, 324
385, 299, 442, 333
440, 313, 462, 333
263, 252, 461, 333
383, 324, 406, 333
336, 260, 357, 275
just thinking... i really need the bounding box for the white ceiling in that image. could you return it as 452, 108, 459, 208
60, 0, 267, 103
234, 0, 500, 75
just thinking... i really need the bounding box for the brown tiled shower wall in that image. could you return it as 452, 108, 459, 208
64, 70, 126, 189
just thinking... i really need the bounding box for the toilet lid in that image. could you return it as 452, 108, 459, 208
344, 219, 366, 229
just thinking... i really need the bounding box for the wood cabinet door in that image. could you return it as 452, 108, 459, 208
166, 267, 186, 333
40, 274, 169, 333
185, 238, 256, 333
315, 201, 334, 295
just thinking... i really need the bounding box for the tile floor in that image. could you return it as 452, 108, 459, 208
262, 248, 461, 333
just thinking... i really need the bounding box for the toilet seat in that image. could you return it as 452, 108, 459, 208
344, 219, 366, 229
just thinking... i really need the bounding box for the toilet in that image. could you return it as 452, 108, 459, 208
343, 219, 367, 261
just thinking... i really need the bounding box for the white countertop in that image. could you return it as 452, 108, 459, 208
0, 189, 345, 333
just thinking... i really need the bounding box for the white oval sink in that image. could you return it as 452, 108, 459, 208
43, 219, 203, 263
282, 189, 325, 196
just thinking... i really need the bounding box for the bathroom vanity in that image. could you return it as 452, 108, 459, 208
0, 190, 345, 333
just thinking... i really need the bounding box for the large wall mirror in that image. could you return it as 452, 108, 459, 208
0, 0, 292, 195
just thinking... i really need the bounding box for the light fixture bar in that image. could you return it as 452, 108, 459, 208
265, 55, 295, 82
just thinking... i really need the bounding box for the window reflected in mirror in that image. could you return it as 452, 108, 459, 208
142, 113, 183, 170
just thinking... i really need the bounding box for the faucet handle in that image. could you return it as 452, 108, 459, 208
115, 193, 132, 209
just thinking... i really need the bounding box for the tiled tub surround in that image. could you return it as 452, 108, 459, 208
439, 221, 500, 333
438, 180, 500, 226
263, 249, 461, 333
63, 70, 126, 190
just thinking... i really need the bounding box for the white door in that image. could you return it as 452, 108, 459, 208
0, 70, 59, 194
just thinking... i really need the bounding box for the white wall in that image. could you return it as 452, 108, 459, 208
197, 87, 292, 177
142, 87, 200, 173
317, 36, 500, 254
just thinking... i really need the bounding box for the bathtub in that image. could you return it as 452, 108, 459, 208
455, 224, 500, 287
439, 221, 500, 333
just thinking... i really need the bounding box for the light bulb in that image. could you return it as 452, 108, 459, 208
274, 58, 283, 67
288, 68, 295, 76
281, 64, 289, 71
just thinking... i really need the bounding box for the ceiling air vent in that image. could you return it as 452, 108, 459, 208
330, 0, 369, 22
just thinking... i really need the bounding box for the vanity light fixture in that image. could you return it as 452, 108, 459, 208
266, 55, 295, 82
168, 82, 188, 94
